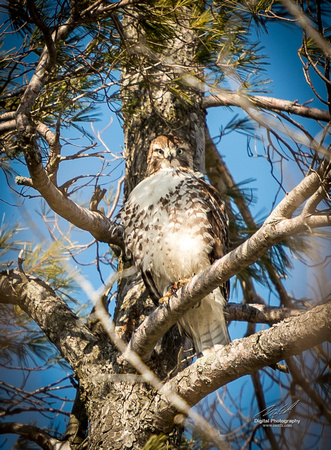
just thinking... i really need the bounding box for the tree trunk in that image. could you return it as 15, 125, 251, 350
80, 364, 183, 449
120, 7, 206, 197
87, 6, 206, 448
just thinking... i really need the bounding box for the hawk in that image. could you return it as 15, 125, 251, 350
121, 135, 230, 355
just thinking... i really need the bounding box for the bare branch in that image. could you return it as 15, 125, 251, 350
156, 301, 331, 429
251, 371, 280, 450
15, 159, 124, 247
266, 164, 330, 223
81, 0, 143, 18
75, 267, 231, 450
108, 176, 124, 218
0, 119, 16, 133
279, 0, 331, 59
26, 0, 56, 64
286, 356, 331, 423
0, 112, 16, 121
36, 122, 61, 183
14, 1, 138, 135
225, 303, 302, 324
202, 92, 330, 122
205, 127, 292, 306
6, 5, 125, 249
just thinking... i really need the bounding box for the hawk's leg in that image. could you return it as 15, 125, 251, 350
158, 278, 191, 306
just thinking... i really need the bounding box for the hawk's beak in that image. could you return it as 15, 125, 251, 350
165, 148, 176, 162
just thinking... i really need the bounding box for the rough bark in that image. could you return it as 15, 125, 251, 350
2, 3, 205, 447
117, 3, 206, 354
120, 7, 206, 198
108, 8, 209, 446
0, 269, 182, 448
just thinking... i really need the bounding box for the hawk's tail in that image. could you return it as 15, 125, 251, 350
178, 288, 229, 356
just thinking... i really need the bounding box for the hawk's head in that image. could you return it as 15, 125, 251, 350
146, 135, 193, 176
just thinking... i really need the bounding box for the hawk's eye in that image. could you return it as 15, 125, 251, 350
156, 148, 164, 156
177, 148, 184, 156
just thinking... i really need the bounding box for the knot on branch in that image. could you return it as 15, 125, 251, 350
90, 186, 107, 214
15, 176, 34, 188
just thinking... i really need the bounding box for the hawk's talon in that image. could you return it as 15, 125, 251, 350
158, 291, 172, 307
159, 278, 190, 306
172, 278, 190, 292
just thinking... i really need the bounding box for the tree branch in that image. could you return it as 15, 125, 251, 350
155, 301, 331, 430
202, 92, 331, 122
266, 163, 330, 223
286, 356, 331, 423
81, 0, 143, 18
251, 371, 280, 450
0, 119, 16, 133
279, 0, 331, 59
15, 162, 124, 246
9, 5, 124, 248
205, 126, 292, 306
26, 0, 56, 65
0, 422, 71, 450
225, 303, 302, 324
0, 270, 98, 371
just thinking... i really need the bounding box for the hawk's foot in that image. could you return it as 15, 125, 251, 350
159, 278, 191, 306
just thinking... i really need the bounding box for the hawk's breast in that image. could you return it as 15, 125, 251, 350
122, 169, 214, 294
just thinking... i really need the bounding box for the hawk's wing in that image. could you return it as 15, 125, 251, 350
141, 269, 161, 305
198, 179, 229, 261
197, 178, 230, 301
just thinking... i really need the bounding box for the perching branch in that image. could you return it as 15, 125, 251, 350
1, 267, 225, 449
128, 167, 330, 361
155, 301, 331, 430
